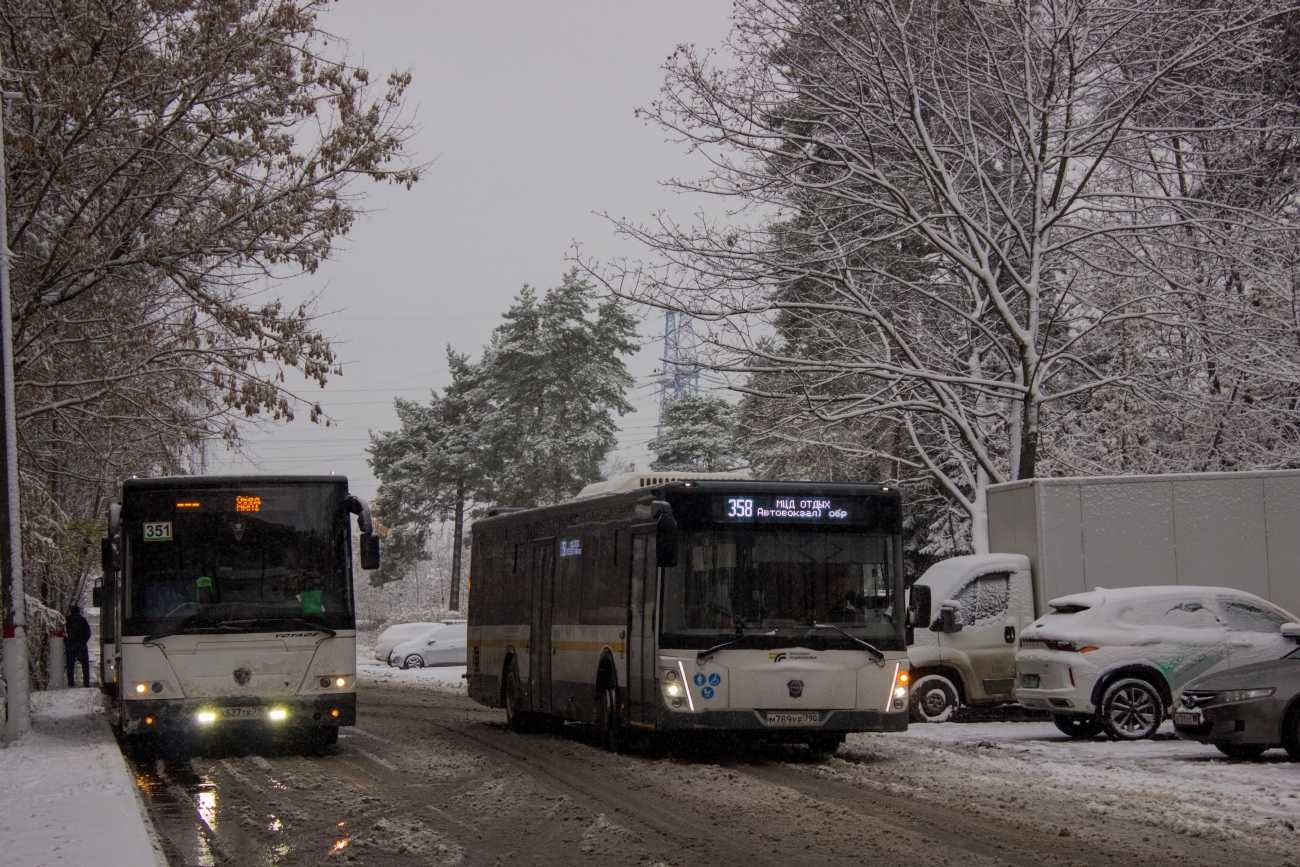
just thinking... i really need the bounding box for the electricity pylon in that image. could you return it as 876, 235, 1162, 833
657, 311, 699, 436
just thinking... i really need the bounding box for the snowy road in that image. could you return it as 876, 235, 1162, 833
123, 678, 1300, 867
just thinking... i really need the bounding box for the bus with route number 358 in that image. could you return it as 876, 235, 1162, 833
466, 473, 911, 752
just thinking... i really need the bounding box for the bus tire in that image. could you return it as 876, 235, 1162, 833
807, 732, 845, 757
503, 659, 530, 733
597, 682, 625, 753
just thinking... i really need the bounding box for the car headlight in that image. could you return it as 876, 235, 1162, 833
1214, 688, 1275, 704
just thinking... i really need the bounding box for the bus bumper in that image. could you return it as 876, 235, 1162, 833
655, 708, 908, 733
120, 693, 356, 734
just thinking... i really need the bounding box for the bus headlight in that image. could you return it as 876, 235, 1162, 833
268, 708, 288, 722
894, 686, 907, 700
134, 682, 147, 694
197, 711, 217, 724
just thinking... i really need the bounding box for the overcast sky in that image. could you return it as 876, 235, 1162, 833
208, 1, 736, 500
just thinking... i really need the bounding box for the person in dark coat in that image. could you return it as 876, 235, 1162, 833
65, 604, 92, 688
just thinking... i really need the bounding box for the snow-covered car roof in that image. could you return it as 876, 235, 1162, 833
1045, 585, 1277, 612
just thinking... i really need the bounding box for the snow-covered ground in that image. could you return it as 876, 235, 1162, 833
0, 689, 165, 867
356, 643, 467, 691
837, 719, 1300, 856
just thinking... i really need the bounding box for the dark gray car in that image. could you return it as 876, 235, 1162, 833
1174, 648, 1300, 760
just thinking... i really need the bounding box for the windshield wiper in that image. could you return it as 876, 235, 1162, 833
285, 618, 336, 638
811, 622, 885, 662
696, 628, 777, 662
697, 636, 746, 662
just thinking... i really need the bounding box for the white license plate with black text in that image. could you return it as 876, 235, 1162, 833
765, 711, 821, 726
221, 707, 264, 719
1174, 711, 1202, 727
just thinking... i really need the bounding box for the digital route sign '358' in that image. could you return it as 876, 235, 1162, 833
712, 494, 861, 524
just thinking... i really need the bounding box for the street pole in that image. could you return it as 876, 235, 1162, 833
0, 50, 29, 740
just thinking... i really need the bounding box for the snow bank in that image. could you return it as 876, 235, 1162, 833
0, 689, 165, 867
835, 720, 1300, 854
356, 645, 467, 691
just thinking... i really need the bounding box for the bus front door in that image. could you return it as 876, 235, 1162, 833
529, 541, 556, 715
628, 532, 657, 727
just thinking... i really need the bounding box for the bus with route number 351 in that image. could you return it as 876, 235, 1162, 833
466, 473, 911, 752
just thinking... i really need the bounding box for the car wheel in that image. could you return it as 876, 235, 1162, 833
402, 654, 424, 670
909, 674, 959, 723
1101, 677, 1164, 740
503, 659, 530, 733
596, 680, 625, 753
1282, 705, 1300, 761
1215, 742, 1266, 760
1051, 714, 1103, 739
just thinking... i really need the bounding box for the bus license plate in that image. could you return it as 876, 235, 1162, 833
221, 707, 264, 719
765, 712, 821, 726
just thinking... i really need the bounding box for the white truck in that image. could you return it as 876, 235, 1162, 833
906, 469, 1300, 722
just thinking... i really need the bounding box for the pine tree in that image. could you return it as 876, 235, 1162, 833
368, 270, 638, 591
478, 270, 637, 507
368, 351, 487, 600
648, 393, 743, 472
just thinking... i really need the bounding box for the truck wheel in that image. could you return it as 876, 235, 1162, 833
1051, 714, 1103, 739
909, 674, 959, 723
1101, 677, 1164, 740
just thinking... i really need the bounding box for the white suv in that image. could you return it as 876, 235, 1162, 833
1016, 586, 1297, 740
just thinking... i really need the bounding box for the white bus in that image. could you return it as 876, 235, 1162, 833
102, 475, 380, 748
467, 477, 910, 752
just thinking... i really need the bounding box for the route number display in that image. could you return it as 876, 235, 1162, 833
142, 521, 172, 542
712, 495, 861, 524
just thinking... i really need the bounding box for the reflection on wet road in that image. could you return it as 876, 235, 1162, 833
122, 682, 1284, 867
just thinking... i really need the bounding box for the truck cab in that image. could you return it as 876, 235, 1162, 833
907, 554, 1033, 721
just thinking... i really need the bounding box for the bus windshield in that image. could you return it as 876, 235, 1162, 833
660, 530, 902, 648
123, 485, 353, 635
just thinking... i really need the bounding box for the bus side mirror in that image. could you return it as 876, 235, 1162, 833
101, 537, 116, 575
655, 514, 678, 568
360, 532, 381, 570
92, 585, 104, 608
909, 583, 931, 629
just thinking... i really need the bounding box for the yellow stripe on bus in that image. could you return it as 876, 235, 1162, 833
551, 641, 626, 653
474, 639, 531, 649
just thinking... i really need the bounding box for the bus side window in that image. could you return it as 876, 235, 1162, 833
593, 528, 628, 624
579, 533, 602, 625
555, 537, 583, 624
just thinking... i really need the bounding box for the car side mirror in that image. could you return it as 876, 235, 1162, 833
1281, 622, 1300, 643
360, 532, 381, 570
938, 600, 963, 634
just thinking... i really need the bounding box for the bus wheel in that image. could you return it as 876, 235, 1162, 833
504, 660, 529, 733
807, 732, 845, 757
597, 683, 625, 753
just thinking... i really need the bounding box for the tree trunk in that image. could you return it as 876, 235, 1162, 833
449, 481, 464, 611
971, 466, 990, 555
